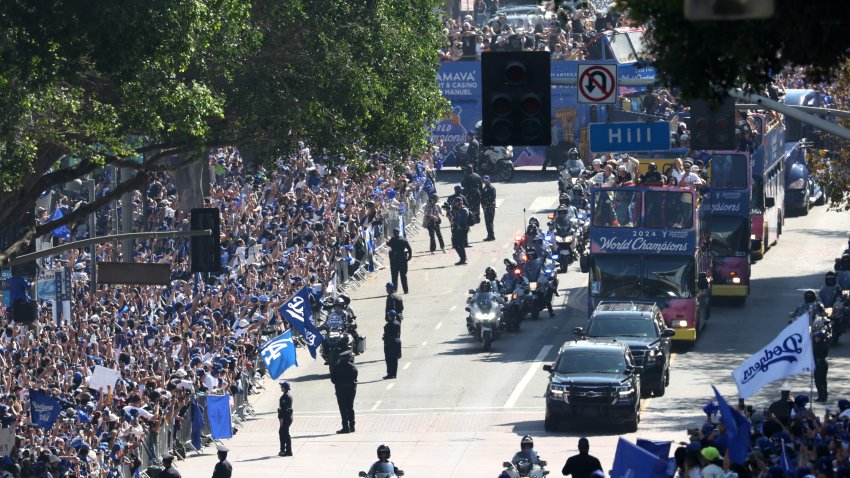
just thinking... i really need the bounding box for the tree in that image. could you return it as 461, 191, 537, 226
0, 0, 448, 267
815, 62, 850, 210
619, 0, 850, 100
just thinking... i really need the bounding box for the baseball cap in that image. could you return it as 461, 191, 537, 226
701, 446, 721, 461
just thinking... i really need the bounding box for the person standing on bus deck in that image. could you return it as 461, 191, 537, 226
386, 227, 413, 294
481, 176, 497, 241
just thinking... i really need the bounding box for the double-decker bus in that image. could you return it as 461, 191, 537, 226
585, 186, 711, 342
749, 113, 785, 259
706, 151, 752, 301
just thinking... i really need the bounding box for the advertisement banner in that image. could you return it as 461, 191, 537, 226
590, 228, 695, 255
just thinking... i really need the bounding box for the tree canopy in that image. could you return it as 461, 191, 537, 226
620, 0, 850, 100
0, 0, 448, 265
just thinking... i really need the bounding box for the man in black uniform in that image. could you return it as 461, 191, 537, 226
450, 197, 470, 265
639, 163, 664, 185
383, 310, 402, 379
385, 282, 404, 321
160, 454, 181, 478
466, 131, 480, 169
212, 446, 233, 477
278, 381, 294, 456
561, 437, 603, 478
461, 164, 483, 225
331, 349, 358, 433
481, 175, 496, 241
446, 185, 468, 209
767, 389, 793, 425
386, 227, 413, 294
813, 332, 829, 402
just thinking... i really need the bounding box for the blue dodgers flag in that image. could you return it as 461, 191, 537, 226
260, 330, 298, 379
279, 287, 324, 359
611, 438, 664, 478
29, 390, 63, 430
48, 208, 70, 239
636, 439, 671, 478
712, 386, 752, 465
206, 394, 232, 439
190, 401, 204, 451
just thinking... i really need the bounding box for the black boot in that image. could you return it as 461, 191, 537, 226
349, 421, 355, 433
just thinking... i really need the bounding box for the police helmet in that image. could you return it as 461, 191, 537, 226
560, 196, 571, 206
339, 293, 351, 306
826, 271, 837, 287
572, 185, 583, 194
387, 309, 398, 319
526, 224, 538, 236
480, 280, 492, 292
485, 267, 497, 279
567, 148, 580, 160
529, 217, 540, 228
520, 435, 534, 450
804, 290, 817, 304
504, 258, 518, 268
334, 297, 346, 307
648, 162, 657, 171
386, 282, 396, 290
377, 444, 391, 458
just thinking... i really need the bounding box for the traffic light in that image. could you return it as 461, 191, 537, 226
481, 51, 551, 147
191, 208, 221, 273
689, 98, 737, 150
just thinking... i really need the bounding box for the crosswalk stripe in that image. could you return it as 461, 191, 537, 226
528, 196, 558, 213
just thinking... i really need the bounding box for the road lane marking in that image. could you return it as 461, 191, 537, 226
449, 305, 457, 312
403, 362, 411, 370
370, 400, 382, 411
386, 383, 395, 390
504, 345, 554, 408
435, 322, 443, 330
421, 341, 428, 346
529, 196, 558, 212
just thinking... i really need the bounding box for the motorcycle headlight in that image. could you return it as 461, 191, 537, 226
789, 178, 805, 189
529, 282, 538, 291
544, 268, 552, 275
551, 254, 559, 260
476, 312, 496, 321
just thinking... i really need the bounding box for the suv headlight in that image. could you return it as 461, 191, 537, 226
614, 384, 634, 401
549, 384, 569, 401
645, 349, 659, 364
789, 178, 805, 189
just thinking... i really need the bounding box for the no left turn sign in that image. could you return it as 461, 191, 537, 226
577, 64, 617, 104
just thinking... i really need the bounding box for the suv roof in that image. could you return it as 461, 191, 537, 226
557, 339, 630, 355
593, 301, 659, 318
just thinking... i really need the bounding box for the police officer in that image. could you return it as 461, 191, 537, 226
481, 175, 497, 242
466, 131, 480, 168
461, 164, 483, 225
386, 227, 413, 294
385, 282, 404, 321
813, 332, 829, 402
331, 350, 358, 433
160, 454, 181, 478
383, 310, 402, 379
450, 197, 470, 265
278, 381, 293, 456
212, 446, 233, 477
446, 185, 468, 210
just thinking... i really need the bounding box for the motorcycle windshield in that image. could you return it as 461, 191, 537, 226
475, 295, 493, 311
370, 463, 396, 477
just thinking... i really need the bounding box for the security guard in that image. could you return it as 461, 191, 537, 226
160, 454, 181, 478
386, 227, 413, 294
278, 381, 293, 456
383, 310, 402, 379
450, 197, 470, 265
385, 282, 404, 321
331, 350, 358, 433
461, 164, 483, 225
212, 446, 233, 477
813, 332, 829, 402
481, 175, 496, 241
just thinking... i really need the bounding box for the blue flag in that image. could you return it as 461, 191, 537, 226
636, 439, 671, 478
779, 439, 794, 474
190, 401, 204, 450
260, 330, 298, 379
48, 208, 70, 239
29, 390, 63, 430
611, 437, 663, 478
279, 287, 324, 359
712, 385, 752, 465
206, 394, 232, 439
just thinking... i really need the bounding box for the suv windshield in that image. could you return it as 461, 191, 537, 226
710, 215, 749, 258
587, 317, 659, 338
643, 256, 695, 299
592, 256, 641, 298
555, 350, 627, 374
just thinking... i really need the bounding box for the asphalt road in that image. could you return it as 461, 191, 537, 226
178, 171, 850, 477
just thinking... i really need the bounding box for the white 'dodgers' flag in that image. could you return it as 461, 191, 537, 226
732, 313, 815, 399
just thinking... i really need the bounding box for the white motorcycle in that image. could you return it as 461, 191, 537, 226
359, 468, 404, 478
502, 459, 549, 478
466, 291, 504, 351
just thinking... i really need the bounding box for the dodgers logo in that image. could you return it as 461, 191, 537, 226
740, 333, 805, 384
285, 296, 305, 324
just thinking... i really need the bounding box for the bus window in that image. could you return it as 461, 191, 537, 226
646, 191, 693, 228
709, 216, 750, 258
593, 191, 619, 226
613, 190, 641, 227
643, 257, 696, 299
592, 256, 641, 298
710, 154, 748, 189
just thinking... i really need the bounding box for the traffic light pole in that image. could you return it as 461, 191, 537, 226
551, 76, 850, 142
5, 229, 212, 268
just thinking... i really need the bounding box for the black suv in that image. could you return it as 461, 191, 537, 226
573, 301, 675, 398
543, 341, 641, 432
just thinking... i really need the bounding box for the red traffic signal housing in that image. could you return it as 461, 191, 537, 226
481, 52, 551, 147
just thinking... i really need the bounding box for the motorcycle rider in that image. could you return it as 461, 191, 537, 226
511, 435, 543, 467
468, 280, 498, 331
554, 202, 578, 227
322, 297, 362, 354
820, 271, 843, 308
791, 290, 827, 325
501, 259, 520, 293
639, 162, 665, 185
523, 248, 556, 318
366, 445, 401, 478
485, 267, 501, 294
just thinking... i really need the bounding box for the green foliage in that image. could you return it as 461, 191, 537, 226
619, 0, 850, 100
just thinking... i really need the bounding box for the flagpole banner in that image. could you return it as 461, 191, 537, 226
206, 394, 233, 439
731, 314, 814, 399
191, 401, 205, 451
260, 330, 298, 379
712, 386, 752, 465
279, 286, 324, 359
29, 390, 63, 430
611, 437, 663, 478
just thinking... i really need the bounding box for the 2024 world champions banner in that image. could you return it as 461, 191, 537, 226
590, 229, 695, 255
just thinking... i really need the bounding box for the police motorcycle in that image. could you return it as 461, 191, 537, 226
500, 259, 533, 331
821, 271, 850, 345
520, 247, 558, 320
557, 149, 586, 194
320, 297, 359, 368
465, 281, 504, 351
502, 436, 549, 478
788, 290, 833, 345
358, 444, 404, 478
547, 206, 582, 274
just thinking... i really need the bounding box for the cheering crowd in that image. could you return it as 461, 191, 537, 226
0, 145, 436, 477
